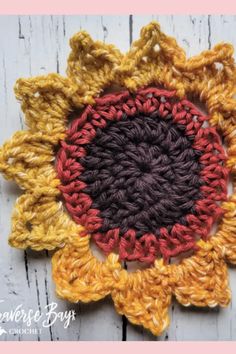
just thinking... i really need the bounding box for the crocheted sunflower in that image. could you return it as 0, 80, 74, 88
0, 22, 236, 336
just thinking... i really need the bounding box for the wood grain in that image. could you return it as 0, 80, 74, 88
0, 15, 235, 341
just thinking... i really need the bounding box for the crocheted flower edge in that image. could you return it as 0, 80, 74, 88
0, 21, 235, 336
52, 231, 231, 335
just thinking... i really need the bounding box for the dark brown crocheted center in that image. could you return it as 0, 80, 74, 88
79, 114, 202, 237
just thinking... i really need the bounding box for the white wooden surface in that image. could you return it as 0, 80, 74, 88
0, 15, 236, 341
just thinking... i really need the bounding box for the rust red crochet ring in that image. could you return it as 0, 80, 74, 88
56, 87, 228, 263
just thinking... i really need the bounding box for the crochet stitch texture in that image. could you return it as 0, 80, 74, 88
0, 21, 236, 336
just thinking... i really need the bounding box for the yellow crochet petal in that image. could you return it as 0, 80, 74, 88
119, 22, 186, 95
0, 131, 61, 189
209, 131, 236, 264
52, 231, 126, 302
195, 75, 236, 131
14, 74, 76, 131
67, 30, 123, 104
172, 240, 231, 307
111, 261, 172, 336
211, 201, 236, 264
9, 191, 78, 250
